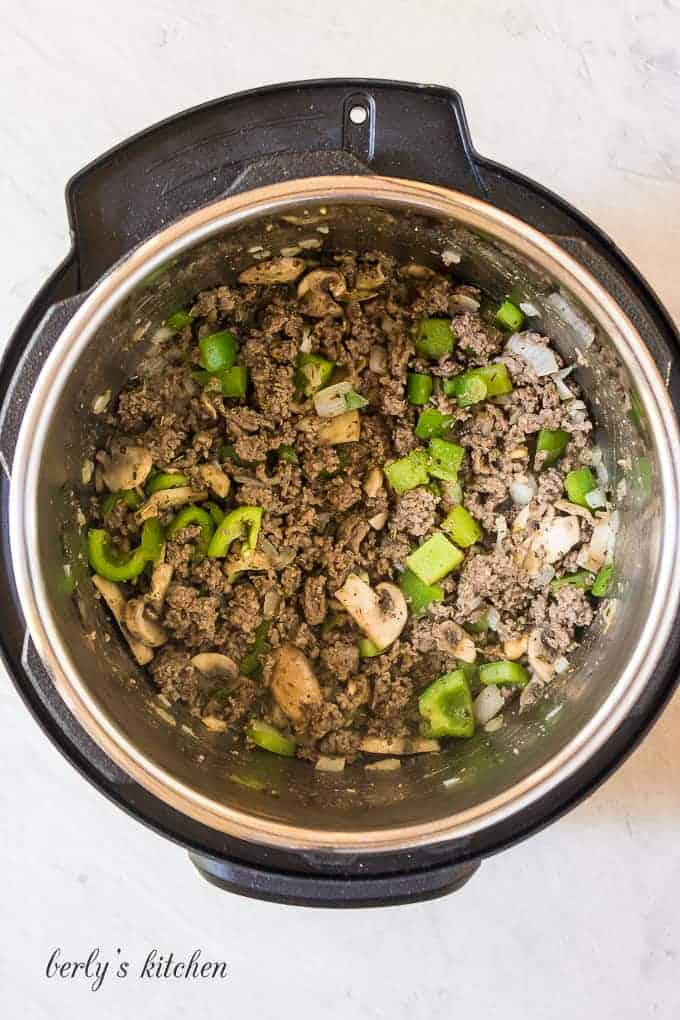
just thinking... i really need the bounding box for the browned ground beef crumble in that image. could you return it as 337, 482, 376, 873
87, 252, 603, 764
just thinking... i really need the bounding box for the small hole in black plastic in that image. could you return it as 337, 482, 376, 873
349, 105, 368, 125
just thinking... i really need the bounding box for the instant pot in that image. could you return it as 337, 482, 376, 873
2, 79, 679, 907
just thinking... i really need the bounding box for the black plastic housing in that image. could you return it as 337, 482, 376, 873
1, 79, 678, 907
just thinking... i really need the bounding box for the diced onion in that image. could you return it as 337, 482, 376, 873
451, 293, 480, 312
474, 685, 504, 725
545, 293, 596, 348
299, 330, 313, 354
364, 758, 401, 772
506, 333, 560, 376
484, 716, 504, 733
487, 607, 500, 631
313, 381, 352, 418
554, 656, 569, 675
315, 756, 346, 773
585, 487, 607, 509
533, 516, 580, 564
510, 477, 537, 506
369, 346, 388, 374
551, 367, 575, 401
577, 517, 611, 572
519, 301, 540, 317
441, 248, 461, 265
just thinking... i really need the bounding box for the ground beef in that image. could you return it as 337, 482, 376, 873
390, 487, 439, 537
87, 251, 605, 763
543, 586, 594, 654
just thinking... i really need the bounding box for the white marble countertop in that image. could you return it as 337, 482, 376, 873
1, 2, 679, 1017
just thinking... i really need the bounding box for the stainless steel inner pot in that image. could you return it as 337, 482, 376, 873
10, 176, 680, 854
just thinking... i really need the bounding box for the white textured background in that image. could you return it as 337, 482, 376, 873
1, 2, 679, 1017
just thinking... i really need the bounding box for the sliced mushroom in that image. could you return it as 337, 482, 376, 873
400, 263, 435, 279
297, 268, 347, 318
355, 264, 386, 291
238, 257, 305, 285
334, 574, 408, 649
124, 598, 168, 648
359, 736, 440, 755
135, 487, 208, 522
146, 563, 174, 614
91, 575, 154, 666
527, 629, 554, 683
368, 512, 388, 531
297, 268, 347, 300
201, 715, 228, 732
97, 444, 153, 492
190, 652, 239, 680
196, 463, 231, 499
318, 410, 361, 445
270, 644, 322, 722
363, 467, 384, 498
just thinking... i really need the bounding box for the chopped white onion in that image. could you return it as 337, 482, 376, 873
533, 516, 580, 565
510, 477, 537, 506
313, 381, 352, 418
551, 368, 575, 401
585, 487, 607, 509
519, 301, 540, 318
495, 514, 508, 546
577, 517, 611, 572
474, 685, 504, 725
506, 333, 560, 376
451, 293, 480, 312
595, 457, 609, 487
553, 656, 570, 675
299, 330, 313, 354
487, 607, 500, 631
441, 248, 462, 265
545, 293, 596, 348
315, 756, 346, 773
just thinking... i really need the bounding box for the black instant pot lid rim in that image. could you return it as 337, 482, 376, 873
1, 77, 679, 880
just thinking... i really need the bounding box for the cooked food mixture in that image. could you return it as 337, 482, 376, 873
84, 252, 614, 768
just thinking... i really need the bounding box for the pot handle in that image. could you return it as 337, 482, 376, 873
66, 79, 488, 288
0, 290, 90, 477
189, 850, 480, 908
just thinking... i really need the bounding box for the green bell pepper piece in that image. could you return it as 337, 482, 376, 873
427, 437, 464, 481
564, 467, 598, 507
535, 428, 570, 468
384, 449, 430, 494
277, 444, 299, 465
164, 309, 194, 331
415, 318, 455, 359
207, 505, 263, 559
405, 532, 464, 585
101, 489, 141, 514
479, 660, 530, 687
247, 720, 296, 757
407, 373, 433, 405
591, 563, 614, 598
87, 518, 162, 582
414, 408, 454, 439
344, 389, 369, 410
442, 505, 482, 547
495, 300, 525, 332
166, 505, 215, 560
204, 501, 225, 526
358, 638, 383, 658
551, 570, 595, 593
220, 364, 248, 398
465, 610, 489, 634
398, 568, 444, 618
199, 329, 237, 373
419, 670, 475, 739
146, 471, 189, 494
295, 353, 335, 395
241, 620, 272, 677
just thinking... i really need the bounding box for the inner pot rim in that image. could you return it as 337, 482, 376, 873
10, 174, 680, 853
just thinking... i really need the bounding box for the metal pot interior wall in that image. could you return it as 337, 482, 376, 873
33, 192, 658, 837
